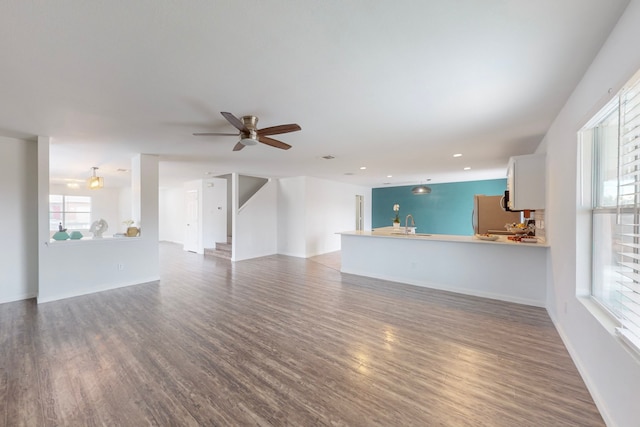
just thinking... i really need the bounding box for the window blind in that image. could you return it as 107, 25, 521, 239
616, 72, 640, 352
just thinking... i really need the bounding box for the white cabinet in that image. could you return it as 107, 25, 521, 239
507, 154, 545, 210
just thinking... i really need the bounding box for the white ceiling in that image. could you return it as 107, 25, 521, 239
0, 0, 630, 189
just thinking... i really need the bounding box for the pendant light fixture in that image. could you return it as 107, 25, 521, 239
87, 167, 104, 190
412, 179, 431, 195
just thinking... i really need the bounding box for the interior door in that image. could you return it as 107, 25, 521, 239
184, 189, 199, 252
207, 178, 228, 245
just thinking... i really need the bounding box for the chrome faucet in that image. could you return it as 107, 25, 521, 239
405, 214, 415, 234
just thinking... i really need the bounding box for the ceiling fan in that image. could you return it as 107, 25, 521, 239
193, 112, 301, 151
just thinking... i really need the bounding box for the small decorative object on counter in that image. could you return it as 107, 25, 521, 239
90, 218, 108, 238
392, 203, 400, 228
52, 231, 70, 240
123, 220, 139, 236
69, 231, 83, 240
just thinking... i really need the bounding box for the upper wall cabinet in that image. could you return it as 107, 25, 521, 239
507, 154, 546, 210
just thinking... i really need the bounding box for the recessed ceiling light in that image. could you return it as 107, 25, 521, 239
453, 153, 462, 158
360, 166, 367, 170
67, 182, 79, 189
464, 167, 471, 170
322, 155, 335, 160
387, 175, 393, 178
117, 168, 129, 172
344, 172, 354, 175
204, 171, 213, 175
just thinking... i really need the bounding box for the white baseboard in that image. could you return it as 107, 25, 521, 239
37, 276, 161, 304
340, 268, 545, 307
0, 291, 37, 305
546, 311, 616, 427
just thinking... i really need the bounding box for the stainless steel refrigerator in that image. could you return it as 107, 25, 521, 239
472, 194, 521, 234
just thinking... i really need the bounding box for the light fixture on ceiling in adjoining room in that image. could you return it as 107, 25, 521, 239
412, 179, 432, 195
87, 167, 104, 190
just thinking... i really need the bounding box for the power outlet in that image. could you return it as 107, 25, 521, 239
117, 263, 124, 271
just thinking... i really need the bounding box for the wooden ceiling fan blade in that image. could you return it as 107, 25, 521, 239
233, 141, 246, 151
221, 112, 249, 133
257, 124, 301, 136
193, 132, 238, 136
259, 135, 292, 150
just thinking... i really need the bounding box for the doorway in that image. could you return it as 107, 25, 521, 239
184, 189, 199, 252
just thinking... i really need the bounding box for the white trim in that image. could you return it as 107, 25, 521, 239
0, 292, 38, 305
340, 269, 546, 308
547, 312, 617, 427
36, 277, 160, 304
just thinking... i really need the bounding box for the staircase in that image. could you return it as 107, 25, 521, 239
204, 237, 232, 260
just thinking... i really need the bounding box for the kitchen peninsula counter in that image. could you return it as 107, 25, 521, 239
341, 228, 549, 246
339, 229, 548, 307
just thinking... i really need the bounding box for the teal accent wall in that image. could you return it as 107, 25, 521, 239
372, 179, 507, 235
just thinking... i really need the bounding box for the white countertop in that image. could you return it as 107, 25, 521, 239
339, 228, 548, 247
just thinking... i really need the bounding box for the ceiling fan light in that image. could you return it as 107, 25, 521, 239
411, 185, 431, 195
240, 137, 257, 146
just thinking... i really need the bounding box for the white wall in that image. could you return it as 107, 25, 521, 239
0, 136, 38, 303
183, 180, 203, 253
233, 175, 278, 261
202, 178, 228, 246
159, 187, 185, 243
305, 177, 371, 257
239, 175, 268, 207
277, 177, 306, 257
277, 176, 372, 258
118, 186, 133, 232
38, 153, 160, 303
180, 178, 227, 253
543, 2, 640, 426
216, 173, 233, 238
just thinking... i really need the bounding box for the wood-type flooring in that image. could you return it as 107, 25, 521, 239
0, 242, 604, 426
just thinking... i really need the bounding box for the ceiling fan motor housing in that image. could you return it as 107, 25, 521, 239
240, 116, 259, 144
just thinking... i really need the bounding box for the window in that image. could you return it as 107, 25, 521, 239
49, 195, 92, 231
586, 68, 640, 353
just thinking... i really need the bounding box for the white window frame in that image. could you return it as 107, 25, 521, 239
49, 194, 92, 231
584, 68, 640, 355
